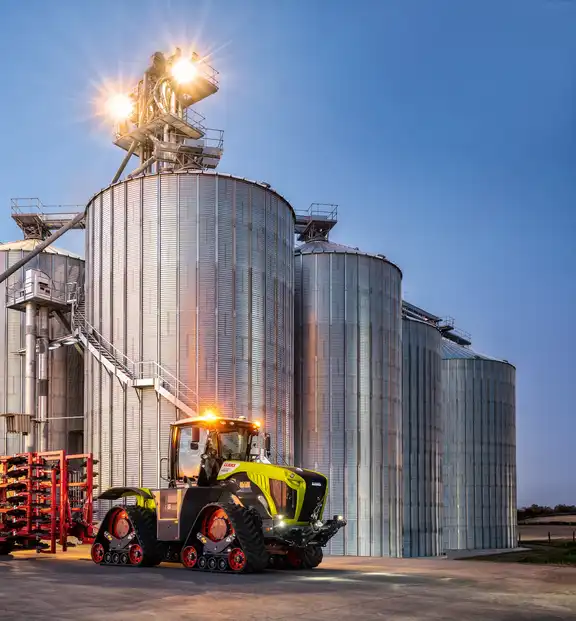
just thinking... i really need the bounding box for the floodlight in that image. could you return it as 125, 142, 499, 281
105, 93, 133, 121
171, 58, 198, 84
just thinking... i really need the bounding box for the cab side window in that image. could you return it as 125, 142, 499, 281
177, 427, 203, 480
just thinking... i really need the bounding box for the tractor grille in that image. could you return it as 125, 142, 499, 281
269, 479, 297, 519
299, 476, 327, 522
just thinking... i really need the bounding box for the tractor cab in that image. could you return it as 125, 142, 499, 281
169, 412, 270, 487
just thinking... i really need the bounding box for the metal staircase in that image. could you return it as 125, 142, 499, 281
69, 285, 198, 418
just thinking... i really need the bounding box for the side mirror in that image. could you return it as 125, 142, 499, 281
265, 433, 271, 456
190, 441, 199, 451
160, 457, 170, 482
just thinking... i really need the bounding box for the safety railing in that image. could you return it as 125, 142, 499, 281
69, 287, 199, 412
135, 361, 199, 411
6, 275, 70, 308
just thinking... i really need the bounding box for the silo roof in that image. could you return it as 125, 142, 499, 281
0, 239, 82, 259
295, 240, 402, 275
403, 315, 440, 331
442, 339, 514, 367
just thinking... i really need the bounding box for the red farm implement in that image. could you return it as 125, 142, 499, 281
0, 451, 97, 555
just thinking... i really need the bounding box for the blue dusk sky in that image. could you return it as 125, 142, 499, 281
0, 1, 574, 506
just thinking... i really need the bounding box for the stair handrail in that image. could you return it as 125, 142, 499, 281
71, 308, 138, 378
135, 361, 199, 410
69, 287, 200, 410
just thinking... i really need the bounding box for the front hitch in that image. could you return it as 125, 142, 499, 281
308, 515, 347, 546
271, 514, 347, 548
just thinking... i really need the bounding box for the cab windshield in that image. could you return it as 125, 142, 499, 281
218, 428, 254, 460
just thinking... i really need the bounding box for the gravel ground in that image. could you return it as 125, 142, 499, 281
1, 548, 576, 620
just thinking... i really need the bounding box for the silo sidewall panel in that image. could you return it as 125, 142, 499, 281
442, 356, 516, 551
295, 247, 402, 557
85, 172, 295, 491
402, 318, 442, 557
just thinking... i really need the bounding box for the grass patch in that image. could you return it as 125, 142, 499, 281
469, 540, 576, 566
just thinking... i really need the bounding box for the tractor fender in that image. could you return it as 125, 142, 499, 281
97, 487, 156, 510
178, 487, 234, 545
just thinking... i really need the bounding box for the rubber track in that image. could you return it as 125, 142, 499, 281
220, 502, 269, 573
125, 506, 163, 567
301, 545, 323, 569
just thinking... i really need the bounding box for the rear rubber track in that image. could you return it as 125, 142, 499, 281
124, 505, 163, 567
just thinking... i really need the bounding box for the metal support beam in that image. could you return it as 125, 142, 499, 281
0, 210, 86, 286
37, 307, 49, 451
53, 310, 84, 357
126, 157, 157, 180
24, 302, 37, 451
111, 140, 137, 185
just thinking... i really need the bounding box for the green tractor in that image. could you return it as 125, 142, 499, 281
90, 413, 346, 573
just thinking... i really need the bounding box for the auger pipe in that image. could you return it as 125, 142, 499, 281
0, 209, 86, 286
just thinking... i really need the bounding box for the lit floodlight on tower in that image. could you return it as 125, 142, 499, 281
106, 47, 223, 183
105, 93, 134, 121
171, 57, 199, 84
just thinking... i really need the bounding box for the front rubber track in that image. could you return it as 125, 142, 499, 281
218, 502, 268, 573
301, 545, 323, 569
187, 502, 268, 573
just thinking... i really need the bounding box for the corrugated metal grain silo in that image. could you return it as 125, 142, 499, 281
84, 170, 295, 491
442, 340, 517, 551
0, 240, 84, 453
402, 317, 443, 557
294, 240, 403, 556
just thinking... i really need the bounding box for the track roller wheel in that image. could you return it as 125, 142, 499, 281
112, 552, 121, 565
91, 543, 105, 564
228, 548, 247, 572
120, 553, 129, 565
217, 558, 227, 571
129, 544, 144, 566
198, 556, 207, 570
104, 552, 112, 564
181, 546, 198, 569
